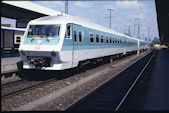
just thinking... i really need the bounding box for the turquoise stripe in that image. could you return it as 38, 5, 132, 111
62, 44, 124, 51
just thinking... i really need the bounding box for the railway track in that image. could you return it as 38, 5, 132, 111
64, 50, 156, 111
1, 78, 56, 98
1, 55, 121, 99
1, 52, 133, 99
1, 77, 22, 86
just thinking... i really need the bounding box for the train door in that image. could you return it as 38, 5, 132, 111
138, 39, 140, 51
1, 29, 4, 57
72, 24, 84, 67
123, 36, 127, 55
4, 30, 14, 57
72, 24, 78, 67
65, 23, 73, 67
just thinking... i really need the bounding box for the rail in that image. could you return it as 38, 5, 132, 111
63, 50, 156, 110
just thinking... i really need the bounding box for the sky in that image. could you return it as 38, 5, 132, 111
1, 0, 159, 41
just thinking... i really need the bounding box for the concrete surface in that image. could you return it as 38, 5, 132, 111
1, 57, 22, 74
143, 49, 169, 110
14, 51, 150, 111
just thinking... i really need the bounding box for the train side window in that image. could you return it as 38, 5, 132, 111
15, 35, 22, 44
106, 36, 109, 43
65, 25, 72, 39
90, 33, 94, 43
79, 31, 82, 43
74, 31, 77, 42
101, 35, 104, 43
112, 37, 114, 43
16, 37, 21, 43
96, 34, 99, 43
115, 38, 117, 43
110, 37, 112, 43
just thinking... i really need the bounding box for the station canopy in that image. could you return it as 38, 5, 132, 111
1, 1, 68, 20
155, 0, 169, 45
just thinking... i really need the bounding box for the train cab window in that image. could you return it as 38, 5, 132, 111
110, 37, 112, 43
74, 31, 77, 42
106, 36, 109, 43
101, 35, 104, 43
65, 25, 72, 39
90, 33, 94, 43
27, 25, 60, 38
96, 34, 99, 43
79, 31, 82, 42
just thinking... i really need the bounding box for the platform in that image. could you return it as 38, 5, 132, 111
1, 57, 22, 74
143, 49, 169, 110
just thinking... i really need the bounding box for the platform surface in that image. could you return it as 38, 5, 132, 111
1, 57, 21, 65
143, 49, 169, 110
1, 57, 21, 74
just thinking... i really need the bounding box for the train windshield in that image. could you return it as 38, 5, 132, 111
27, 25, 60, 39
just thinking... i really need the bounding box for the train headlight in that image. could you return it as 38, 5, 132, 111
51, 51, 56, 56
20, 50, 25, 56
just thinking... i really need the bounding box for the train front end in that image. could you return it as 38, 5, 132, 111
19, 17, 67, 70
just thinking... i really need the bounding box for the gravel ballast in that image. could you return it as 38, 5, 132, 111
1, 51, 150, 111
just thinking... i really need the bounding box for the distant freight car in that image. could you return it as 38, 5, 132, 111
19, 15, 148, 70
1, 26, 25, 57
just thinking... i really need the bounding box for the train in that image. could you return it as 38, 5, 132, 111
1, 26, 25, 57
19, 15, 148, 70
153, 44, 168, 49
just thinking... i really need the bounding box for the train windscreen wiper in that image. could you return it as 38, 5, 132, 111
46, 37, 50, 42
31, 36, 50, 42
31, 37, 36, 42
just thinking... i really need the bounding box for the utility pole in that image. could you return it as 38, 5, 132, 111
134, 23, 136, 37
128, 25, 131, 35
138, 19, 140, 39
135, 18, 140, 39
148, 27, 150, 41
105, 8, 114, 29
65, 0, 68, 14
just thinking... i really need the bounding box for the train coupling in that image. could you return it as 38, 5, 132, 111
27, 57, 50, 68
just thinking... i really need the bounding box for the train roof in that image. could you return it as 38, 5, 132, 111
28, 15, 138, 40
1, 26, 25, 31
139, 39, 147, 43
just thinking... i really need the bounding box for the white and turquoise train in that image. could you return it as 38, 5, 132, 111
19, 15, 148, 70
